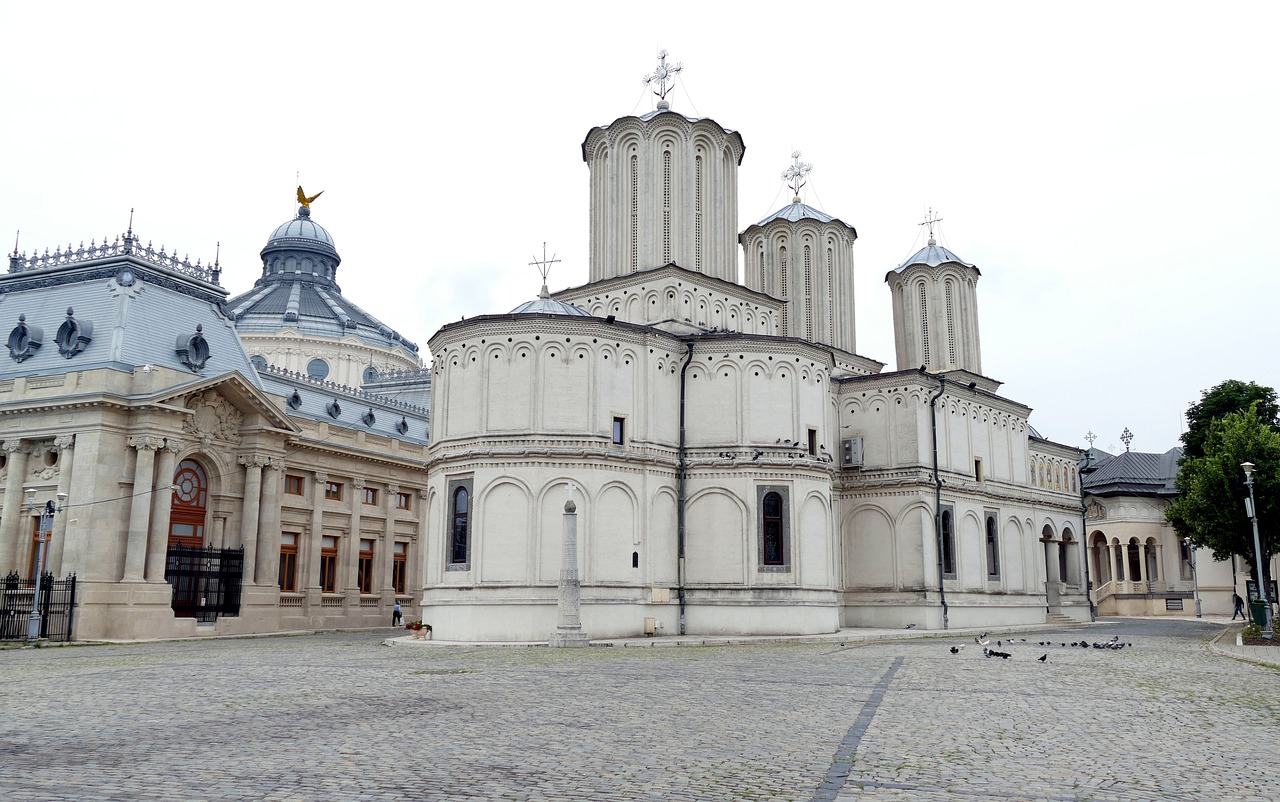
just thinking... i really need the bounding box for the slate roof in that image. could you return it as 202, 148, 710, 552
1082, 447, 1182, 497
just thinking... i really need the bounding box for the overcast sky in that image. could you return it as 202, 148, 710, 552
3, 2, 1277, 454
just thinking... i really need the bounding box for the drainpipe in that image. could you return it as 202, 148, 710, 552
676, 341, 694, 635
928, 372, 949, 629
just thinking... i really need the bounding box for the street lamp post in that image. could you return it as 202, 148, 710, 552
24, 489, 67, 645
1240, 462, 1273, 640
1184, 538, 1202, 618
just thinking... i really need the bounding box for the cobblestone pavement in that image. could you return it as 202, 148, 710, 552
1, 619, 1276, 801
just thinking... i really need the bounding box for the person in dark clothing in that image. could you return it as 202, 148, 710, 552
1232, 593, 1246, 621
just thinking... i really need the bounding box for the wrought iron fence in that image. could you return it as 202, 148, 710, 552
165, 545, 243, 623
0, 572, 77, 642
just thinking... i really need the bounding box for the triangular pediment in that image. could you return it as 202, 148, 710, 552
151, 371, 301, 435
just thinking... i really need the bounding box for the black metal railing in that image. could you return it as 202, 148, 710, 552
165, 545, 243, 623
0, 572, 77, 642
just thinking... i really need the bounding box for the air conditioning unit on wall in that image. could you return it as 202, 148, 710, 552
841, 437, 864, 469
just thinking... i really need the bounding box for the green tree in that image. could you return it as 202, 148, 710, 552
1167, 404, 1280, 590
1181, 380, 1279, 459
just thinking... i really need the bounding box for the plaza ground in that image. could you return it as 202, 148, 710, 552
1, 618, 1276, 801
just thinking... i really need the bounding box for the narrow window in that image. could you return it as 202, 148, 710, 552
629, 153, 639, 272
612, 416, 626, 445
919, 282, 930, 366
779, 246, 789, 334
974, 458, 984, 482
807, 428, 817, 457
278, 533, 298, 592
396, 492, 411, 511
358, 538, 375, 594
392, 542, 408, 593
451, 486, 470, 565
985, 514, 1000, 579
325, 481, 343, 501
362, 487, 378, 506
945, 279, 956, 366
826, 247, 834, 343
762, 492, 785, 566
694, 153, 703, 272
803, 244, 813, 340
631, 551, 639, 569
940, 507, 956, 578
320, 536, 338, 593
285, 475, 304, 495
662, 149, 672, 264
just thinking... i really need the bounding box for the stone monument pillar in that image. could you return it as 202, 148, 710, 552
550, 483, 590, 647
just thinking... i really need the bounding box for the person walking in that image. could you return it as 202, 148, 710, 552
1232, 593, 1246, 621
392, 601, 403, 627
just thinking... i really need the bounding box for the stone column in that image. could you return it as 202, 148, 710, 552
123, 436, 163, 581
347, 478, 364, 594
414, 488, 429, 594
550, 488, 590, 647
49, 435, 76, 574
305, 472, 327, 591
0, 440, 29, 573
382, 483, 398, 595
1110, 542, 1123, 582
255, 459, 284, 587
1137, 542, 1148, 583
238, 455, 266, 586
145, 438, 181, 582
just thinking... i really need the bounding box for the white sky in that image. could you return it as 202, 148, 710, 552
3, 1, 1277, 454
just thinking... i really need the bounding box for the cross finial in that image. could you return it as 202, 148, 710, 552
1120, 427, 1134, 452
1084, 430, 1097, 446
529, 242, 561, 299
781, 151, 812, 202
919, 208, 942, 245
643, 49, 683, 108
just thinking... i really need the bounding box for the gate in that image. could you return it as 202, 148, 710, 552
0, 572, 77, 642
165, 545, 243, 623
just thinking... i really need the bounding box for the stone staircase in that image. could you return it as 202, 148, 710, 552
1045, 611, 1084, 628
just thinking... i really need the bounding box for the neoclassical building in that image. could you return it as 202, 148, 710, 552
419, 82, 1089, 641
0, 208, 431, 641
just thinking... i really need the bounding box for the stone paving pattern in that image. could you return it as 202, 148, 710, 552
1, 619, 1276, 801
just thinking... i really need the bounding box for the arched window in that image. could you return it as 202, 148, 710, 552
940, 507, 956, 578
450, 486, 470, 565
169, 459, 208, 548
918, 282, 930, 365
779, 246, 789, 334
985, 514, 1000, 578
629, 153, 639, 272
662, 148, 672, 264
762, 492, 784, 566
1126, 538, 1142, 582
944, 279, 956, 365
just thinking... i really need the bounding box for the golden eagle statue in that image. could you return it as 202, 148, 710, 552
296, 186, 324, 208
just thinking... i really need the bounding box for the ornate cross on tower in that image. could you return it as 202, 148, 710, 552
920, 208, 943, 244
1120, 427, 1134, 452
782, 151, 812, 202
643, 49, 683, 109
529, 242, 561, 299
1084, 430, 1097, 447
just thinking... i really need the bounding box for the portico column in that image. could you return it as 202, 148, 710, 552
381, 484, 399, 594
123, 436, 164, 581
347, 478, 364, 593
48, 435, 76, 575
1110, 542, 1123, 582
305, 472, 327, 591
1137, 542, 1148, 583
415, 488, 429, 592
238, 455, 266, 586
0, 440, 30, 573
145, 438, 182, 581
1046, 540, 1061, 583
255, 459, 284, 586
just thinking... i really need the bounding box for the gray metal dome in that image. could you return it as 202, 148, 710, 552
262, 205, 339, 262
510, 285, 590, 317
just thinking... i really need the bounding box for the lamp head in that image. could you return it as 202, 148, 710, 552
56, 492, 68, 501
1242, 461, 1256, 478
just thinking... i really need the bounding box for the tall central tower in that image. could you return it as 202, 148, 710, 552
581, 52, 746, 284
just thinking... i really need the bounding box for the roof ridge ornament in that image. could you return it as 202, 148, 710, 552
781, 151, 812, 204
643, 49, 683, 110
529, 242, 561, 299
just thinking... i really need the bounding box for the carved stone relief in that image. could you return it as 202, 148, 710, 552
182, 390, 244, 445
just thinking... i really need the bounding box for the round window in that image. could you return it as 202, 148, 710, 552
250, 355, 268, 371
307, 358, 330, 380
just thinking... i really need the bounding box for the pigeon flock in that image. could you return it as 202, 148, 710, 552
946, 633, 1133, 662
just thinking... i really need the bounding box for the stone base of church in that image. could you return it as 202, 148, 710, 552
75, 581, 198, 641
842, 590, 1069, 630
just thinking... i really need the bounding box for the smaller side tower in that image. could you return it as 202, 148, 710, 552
740, 153, 857, 350
885, 228, 982, 376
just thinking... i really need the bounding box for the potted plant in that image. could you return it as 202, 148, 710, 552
405, 620, 432, 640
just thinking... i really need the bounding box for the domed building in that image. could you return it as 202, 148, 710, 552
419, 57, 1090, 642
228, 203, 423, 388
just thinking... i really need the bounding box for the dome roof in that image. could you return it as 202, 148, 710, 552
890, 237, 977, 274
510, 285, 590, 317
262, 206, 338, 260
